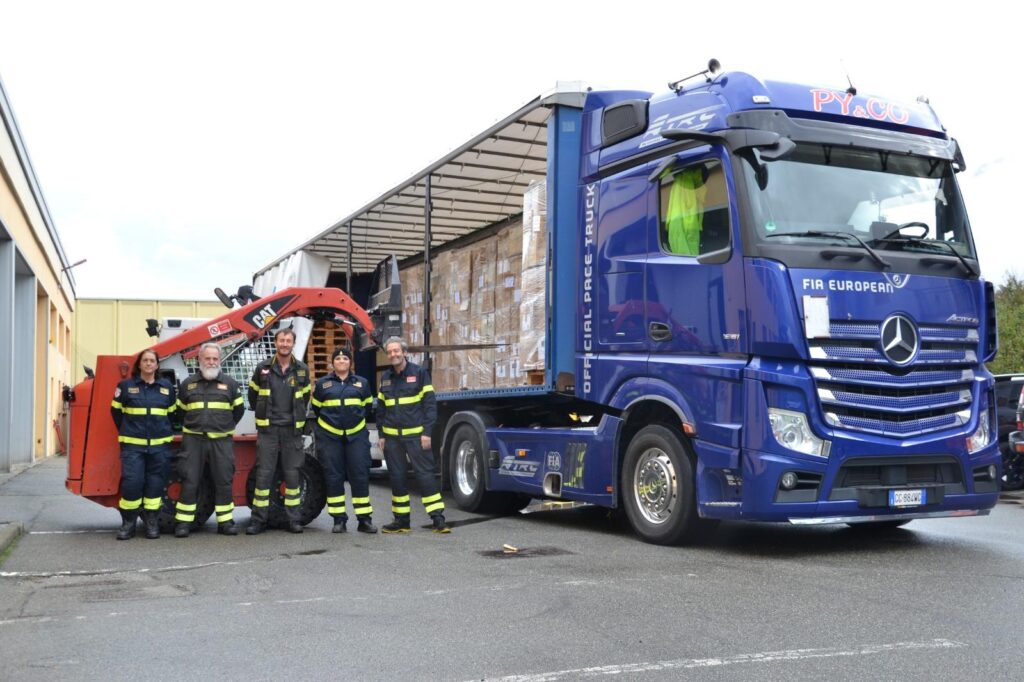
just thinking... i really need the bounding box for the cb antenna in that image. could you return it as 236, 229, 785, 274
841, 58, 857, 96
669, 58, 721, 94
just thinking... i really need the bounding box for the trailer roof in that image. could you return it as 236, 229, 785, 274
254, 83, 588, 278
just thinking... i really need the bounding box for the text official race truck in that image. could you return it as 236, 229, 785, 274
259, 62, 1001, 545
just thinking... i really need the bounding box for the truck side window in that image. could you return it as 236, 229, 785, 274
659, 159, 729, 256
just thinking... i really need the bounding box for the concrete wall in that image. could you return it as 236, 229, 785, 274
73, 299, 225, 383
1, 77, 75, 470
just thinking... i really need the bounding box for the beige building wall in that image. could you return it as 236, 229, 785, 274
73, 299, 224, 383
1, 76, 76, 469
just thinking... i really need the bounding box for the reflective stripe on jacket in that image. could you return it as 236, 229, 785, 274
248, 356, 311, 429
111, 376, 177, 447
312, 372, 372, 438
376, 361, 435, 437
177, 372, 244, 437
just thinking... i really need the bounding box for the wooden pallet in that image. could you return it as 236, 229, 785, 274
305, 320, 351, 380
526, 369, 544, 386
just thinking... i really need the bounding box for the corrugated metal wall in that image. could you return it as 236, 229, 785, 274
73, 299, 225, 383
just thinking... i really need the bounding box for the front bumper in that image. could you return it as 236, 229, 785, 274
728, 443, 1001, 524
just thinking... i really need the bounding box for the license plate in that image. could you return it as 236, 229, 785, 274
889, 489, 925, 508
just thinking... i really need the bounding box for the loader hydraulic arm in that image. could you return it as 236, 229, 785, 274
148, 287, 376, 358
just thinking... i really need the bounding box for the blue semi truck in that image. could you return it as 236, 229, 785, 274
261, 64, 1000, 544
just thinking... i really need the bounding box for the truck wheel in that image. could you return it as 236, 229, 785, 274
246, 451, 327, 529
158, 467, 213, 533
621, 424, 699, 545
448, 424, 529, 514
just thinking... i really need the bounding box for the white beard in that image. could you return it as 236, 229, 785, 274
201, 366, 220, 381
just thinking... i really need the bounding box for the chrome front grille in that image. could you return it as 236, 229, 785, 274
807, 321, 977, 438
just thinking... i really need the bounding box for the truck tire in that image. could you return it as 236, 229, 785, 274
158, 465, 213, 533
621, 424, 699, 545
246, 450, 327, 529
448, 424, 529, 515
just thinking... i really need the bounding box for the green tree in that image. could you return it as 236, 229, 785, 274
988, 272, 1024, 374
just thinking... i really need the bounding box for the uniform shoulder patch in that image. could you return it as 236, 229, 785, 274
260, 368, 270, 375
113, 387, 121, 398
406, 376, 417, 383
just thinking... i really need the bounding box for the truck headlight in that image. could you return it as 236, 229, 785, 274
768, 408, 830, 457
966, 410, 991, 454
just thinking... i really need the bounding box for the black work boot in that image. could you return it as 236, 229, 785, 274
116, 510, 138, 540
174, 522, 191, 538
382, 516, 411, 534
218, 520, 238, 536
246, 521, 265, 535
431, 515, 451, 534
332, 517, 348, 534
287, 521, 304, 534
143, 511, 160, 539
357, 518, 378, 534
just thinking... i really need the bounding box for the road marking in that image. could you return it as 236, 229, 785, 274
475, 639, 966, 681
0, 559, 248, 579
27, 530, 110, 535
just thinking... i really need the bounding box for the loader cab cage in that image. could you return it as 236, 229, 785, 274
181, 328, 277, 409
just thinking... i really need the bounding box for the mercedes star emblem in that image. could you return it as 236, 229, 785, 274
880, 315, 918, 366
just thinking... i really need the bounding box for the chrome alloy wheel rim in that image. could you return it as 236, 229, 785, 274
633, 448, 678, 525
455, 440, 479, 497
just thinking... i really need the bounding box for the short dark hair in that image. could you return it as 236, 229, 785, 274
274, 327, 296, 342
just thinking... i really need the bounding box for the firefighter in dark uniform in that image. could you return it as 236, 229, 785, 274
246, 327, 311, 535
174, 342, 245, 538
312, 347, 378, 534
377, 336, 449, 533
110, 348, 176, 540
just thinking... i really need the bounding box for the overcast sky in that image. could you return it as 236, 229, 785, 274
1, 1, 1019, 300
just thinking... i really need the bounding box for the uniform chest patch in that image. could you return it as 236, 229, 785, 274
160, 387, 170, 395
323, 381, 333, 389
381, 380, 391, 387
406, 376, 417, 383
127, 387, 140, 394
217, 383, 228, 390
354, 381, 362, 388
187, 383, 198, 391
288, 377, 296, 386
297, 369, 306, 377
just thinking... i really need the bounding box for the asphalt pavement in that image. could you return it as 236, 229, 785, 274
2, 456, 1024, 681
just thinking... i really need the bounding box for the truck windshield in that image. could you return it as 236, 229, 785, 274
742, 143, 976, 260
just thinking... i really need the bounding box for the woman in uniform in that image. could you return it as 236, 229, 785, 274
311, 347, 377, 534
110, 348, 177, 539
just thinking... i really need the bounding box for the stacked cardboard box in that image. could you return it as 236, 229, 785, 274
400, 263, 425, 367
394, 183, 544, 392
495, 220, 523, 387
519, 180, 547, 373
